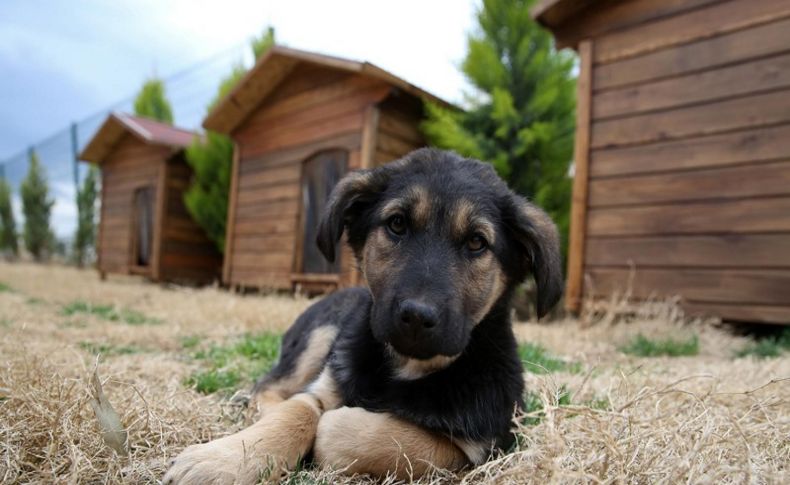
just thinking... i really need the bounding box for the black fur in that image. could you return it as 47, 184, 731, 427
255, 148, 562, 458
328, 288, 525, 448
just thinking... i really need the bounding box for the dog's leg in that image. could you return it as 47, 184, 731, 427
164, 393, 321, 485
166, 368, 342, 485
314, 407, 469, 479
252, 325, 338, 415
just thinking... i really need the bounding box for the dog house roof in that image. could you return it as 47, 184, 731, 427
202, 45, 455, 134
80, 113, 197, 163
531, 0, 598, 31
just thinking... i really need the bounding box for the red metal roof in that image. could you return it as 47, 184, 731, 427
116, 113, 196, 147
80, 113, 197, 163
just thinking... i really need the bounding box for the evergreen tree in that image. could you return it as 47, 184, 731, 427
20, 150, 54, 261
133, 78, 174, 123
0, 177, 18, 257
423, 0, 576, 255
184, 27, 275, 253
73, 166, 98, 266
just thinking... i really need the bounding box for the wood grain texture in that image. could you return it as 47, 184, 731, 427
587, 267, 790, 306
595, 16, 790, 90
226, 67, 432, 289
587, 197, 790, 237
594, 0, 790, 64
591, 123, 790, 177
683, 302, 790, 324
585, 234, 790, 269
594, 51, 790, 119
550, 0, 722, 49
591, 88, 790, 149
97, 135, 161, 277
588, 160, 790, 207
159, 155, 222, 283
566, 40, 593, 313
223, 145, 241, 284
360, 105, 380, 171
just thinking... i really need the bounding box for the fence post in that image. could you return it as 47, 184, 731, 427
70, 123, 79, 196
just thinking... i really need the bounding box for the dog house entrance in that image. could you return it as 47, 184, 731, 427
131, 186, 155, 269
299, 149, 347, 274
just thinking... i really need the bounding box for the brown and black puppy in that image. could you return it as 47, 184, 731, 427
165, 148, 562, 484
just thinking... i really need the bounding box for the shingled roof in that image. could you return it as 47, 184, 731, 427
203, 45, 454, 134
80, 113, 197, 163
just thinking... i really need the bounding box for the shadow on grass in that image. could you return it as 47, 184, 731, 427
735, 328, 790, 359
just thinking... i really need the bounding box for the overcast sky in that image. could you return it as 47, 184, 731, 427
0, 0, 478, 159
0, 0, 478, 238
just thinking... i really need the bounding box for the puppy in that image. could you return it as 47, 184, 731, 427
165, 148, 562, 484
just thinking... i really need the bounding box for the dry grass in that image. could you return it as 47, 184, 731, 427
1, 262, 788, 484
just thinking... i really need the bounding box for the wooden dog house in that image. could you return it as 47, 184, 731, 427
534, 0, 790, 323
203, 46, 452, 292
81, 113, 222, 283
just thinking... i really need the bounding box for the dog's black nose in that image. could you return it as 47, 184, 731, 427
399, 300, 438, 329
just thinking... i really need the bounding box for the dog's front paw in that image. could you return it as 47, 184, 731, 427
164, 396, 322, 484
164, 435, 278, 485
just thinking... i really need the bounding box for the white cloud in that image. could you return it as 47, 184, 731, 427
50, 180, 77, 239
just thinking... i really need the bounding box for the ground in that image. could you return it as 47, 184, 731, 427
0, 262, 788, 484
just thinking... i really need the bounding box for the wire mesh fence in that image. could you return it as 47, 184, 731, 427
0, 41, 254, 248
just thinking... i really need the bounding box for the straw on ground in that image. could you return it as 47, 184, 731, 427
0, 262, 787, 483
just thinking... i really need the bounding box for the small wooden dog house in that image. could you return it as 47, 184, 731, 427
203, 46, 451, 292
81, 113, 222, 283
534, 0, 790, 323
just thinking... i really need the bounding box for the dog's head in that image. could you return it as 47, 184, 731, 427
317, 149, 562, 360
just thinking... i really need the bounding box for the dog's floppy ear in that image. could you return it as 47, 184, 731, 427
505, 196, 564, 318
316, 169, 384, 263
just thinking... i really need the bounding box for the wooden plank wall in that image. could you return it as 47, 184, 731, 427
159, 154, 223, 283
226, 64, 391, 289
579, 0, 790, 323
374, 95, 427, 166
97, 135, 165, 275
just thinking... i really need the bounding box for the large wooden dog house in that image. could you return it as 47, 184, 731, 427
81, 113, 222, 283
534, 0, 790, 323
203, 46, 452, 292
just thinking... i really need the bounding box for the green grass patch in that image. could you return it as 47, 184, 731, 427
0, 282, 13, 293
61, 300, 161, 325
620, 333, 699, 357
518, 342, 581, 374
79, 341, 146, 356
735, 329, 790, 359
188, 369, 242, 394
180, 335, 202, 349
26, 297, 45, 306
186, 332, 282, 395
521, 386, 572, 426
0, 317, 10, 327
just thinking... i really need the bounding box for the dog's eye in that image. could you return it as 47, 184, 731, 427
387, 215, 407, 236
467, 234, 488, 253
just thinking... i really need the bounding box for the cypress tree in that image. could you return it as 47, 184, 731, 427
133, 78, 174, 123
423, 0, 576, 256
184, 27, 275, 252
0, 178, 18, 257
73, 166, 98, 266
21, 150, 55, 261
